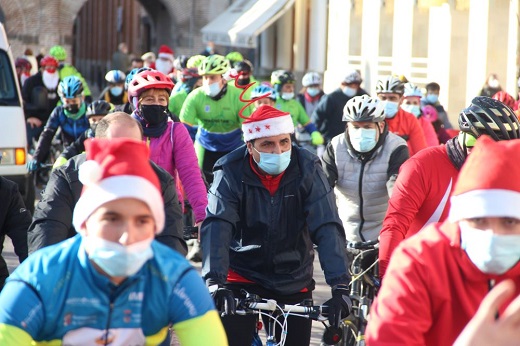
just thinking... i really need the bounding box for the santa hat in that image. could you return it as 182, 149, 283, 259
242, 105, 294, 142
449, 135, 520, 222
157, 45, 174, 61
72, 138, 165, 233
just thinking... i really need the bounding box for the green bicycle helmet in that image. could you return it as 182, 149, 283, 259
49, 45, 67, 61
226, 51, 244, 65
198, 55, 230, 76
186, 55, 206, 69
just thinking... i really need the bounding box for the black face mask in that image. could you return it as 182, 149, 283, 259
65, 104, 80, 114
237, 78, 250, 86
139, 105, 168, 126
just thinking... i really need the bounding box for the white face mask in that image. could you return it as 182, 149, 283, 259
281, 92, 294, 101
460, 221, 520, 275
204, 81, 222, 97
488, 79, 500, 89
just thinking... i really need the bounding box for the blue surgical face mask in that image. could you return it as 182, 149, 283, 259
425, 94, 439, 104
110, 86, 123, 97
253, 146, 291, 175
460, 221, 520, 275
382, 101, 399, 119
343, 86, 357, 97
402, 104, 421, 117
281, 92, 294, 101
306, 87, 320, 97
204, 81, 222, 97
86, 236, 154, 277
349, 128, 378, 152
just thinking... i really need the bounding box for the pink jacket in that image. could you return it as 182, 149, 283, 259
146, 121, 208, 223
418, 116, 439, 147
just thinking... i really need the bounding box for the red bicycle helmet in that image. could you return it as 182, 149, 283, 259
492, 91, 516, 109
15, 57, 32, 70
421, 105, 439, 123
40, 55, 59, 68
128, 70, 174, 98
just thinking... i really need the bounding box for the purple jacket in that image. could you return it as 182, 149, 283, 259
146, 121, 208, 223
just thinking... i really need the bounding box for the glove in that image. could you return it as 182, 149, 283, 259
324, 285, 352, 328
27, 159, 41, 172
209, 285, 236, 316
311, 131, 324, 146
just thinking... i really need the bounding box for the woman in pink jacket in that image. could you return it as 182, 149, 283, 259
401, 83, 439, 147
127, 70, 208, 229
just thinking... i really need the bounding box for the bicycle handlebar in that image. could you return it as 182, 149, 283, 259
236, 298, 329, 322
347, 239, 379, 250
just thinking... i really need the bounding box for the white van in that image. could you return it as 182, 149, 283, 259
0, 23, 34, 211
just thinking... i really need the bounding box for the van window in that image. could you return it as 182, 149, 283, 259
0, 50, 21, 106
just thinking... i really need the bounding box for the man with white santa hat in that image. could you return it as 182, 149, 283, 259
0, 138, 227, 345
201, 103, 351, 346
155, 44, 175, 76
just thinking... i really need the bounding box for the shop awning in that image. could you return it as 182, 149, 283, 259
201, 0, 295, 48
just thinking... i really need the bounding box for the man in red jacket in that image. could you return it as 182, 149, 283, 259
366, 136, 520, 346
378, 97, 520, 278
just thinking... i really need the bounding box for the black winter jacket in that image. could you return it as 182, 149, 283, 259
201, 145, 350, 295
0, 177, 31, 289
21, 71, 60, 122
27, 153, 186, 255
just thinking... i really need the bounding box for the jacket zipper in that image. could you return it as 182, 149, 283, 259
104, 302, 114, 346
488, 279, 498, 320
357, 159, 367, 241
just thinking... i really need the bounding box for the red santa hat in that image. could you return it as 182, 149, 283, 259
157, 45, 174, 62
72, 138, 165, 233
449, 135, 520, 222
242, 105, 294, 142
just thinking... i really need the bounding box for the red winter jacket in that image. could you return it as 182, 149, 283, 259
378, 145, 459, 277
386, 108, 427, 157
366, 222, 520, 346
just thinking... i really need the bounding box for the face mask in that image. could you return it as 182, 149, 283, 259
281, 92, 294, 101
343, 86, 357, 97
110, 86, 123, 97
382, 101, 399, 119
139, 104, 168, 125
460, 221, 520, 275
64, 103, 80, 114
349, 128, 378, 152
206, 46, 213, 53
402, 104, 421, 117
253, 147, 291, 175
204, 81, 222, 97
42, 70, 59, 89
488, 80, 500, 88
86, 236, 154, 277
237, 78, 250, 86
425, 94, 439, 104
307, 87, 321, 97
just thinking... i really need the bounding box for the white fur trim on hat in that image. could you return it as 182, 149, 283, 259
158, 52, 174, 61
449, 189, 520, 222
73, 175, 165, 234
242, 114, 294, 142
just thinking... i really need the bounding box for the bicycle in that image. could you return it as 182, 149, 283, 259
335, 239, 380, 346
229, 289, 342, 346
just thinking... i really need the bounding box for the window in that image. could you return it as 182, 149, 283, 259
0, 50, 21, 106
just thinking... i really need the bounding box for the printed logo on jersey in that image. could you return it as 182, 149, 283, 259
205, 105, 210, 112
64, 313, 72, 326
95, 331, 115, 344
128, 292, 143, 301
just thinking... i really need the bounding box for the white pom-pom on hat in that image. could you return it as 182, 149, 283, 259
79, 160, 103, 187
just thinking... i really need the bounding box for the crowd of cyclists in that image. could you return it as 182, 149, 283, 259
1, 42, 520, 345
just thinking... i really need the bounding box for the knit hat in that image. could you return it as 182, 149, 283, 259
242, 105, 294, 142
449, 135, 520, 222
73, 138, 165, 233
157, 45, 174, 62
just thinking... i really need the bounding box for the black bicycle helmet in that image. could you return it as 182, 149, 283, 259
86, 100, 113, 118
458, 96, 520, 141
174, 55, 189, 70
234, 60, 252, 73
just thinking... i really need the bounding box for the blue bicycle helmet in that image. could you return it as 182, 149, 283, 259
251, 85, 277, 101
125, 67, 153, 90
58, 76, 84, 98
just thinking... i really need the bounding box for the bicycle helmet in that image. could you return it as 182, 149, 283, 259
403, 83, 423, 98
251, 85, 277, 100
302, 72, 322, 87
15, 57, 32, 70
234, 60, 252, 73
492, 91, 516, 110
343, 70, 363, 85
125, 67, 153, 90
105, 70, 126, 84
174, 55, 189, 70
186, 55, 206, 69
180, 68, 200, 81
376, 76, 404, 95
86, 100, 113, 118
226, 51, 244, 65
458, 96, 520, 141
343, 95, 385, 122
422, 105, 439, 123
128, 70, 174, 98
58, 76, 84, 98
40, 55, 59, 68
198, 55, 230, 75
49, 45, 67, 61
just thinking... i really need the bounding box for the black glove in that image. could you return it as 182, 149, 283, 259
324, 285, 352, 328
209, 285, 236, 316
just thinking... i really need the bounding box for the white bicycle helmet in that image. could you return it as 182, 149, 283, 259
376, 76, 404, 95
343, 70, 363, 84
105, 70, 126, 84
403, 83, 423, 98
302, 72, 322, 87
343, 95, 385, 122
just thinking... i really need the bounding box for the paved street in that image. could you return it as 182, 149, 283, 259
4, 238, 330, 345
